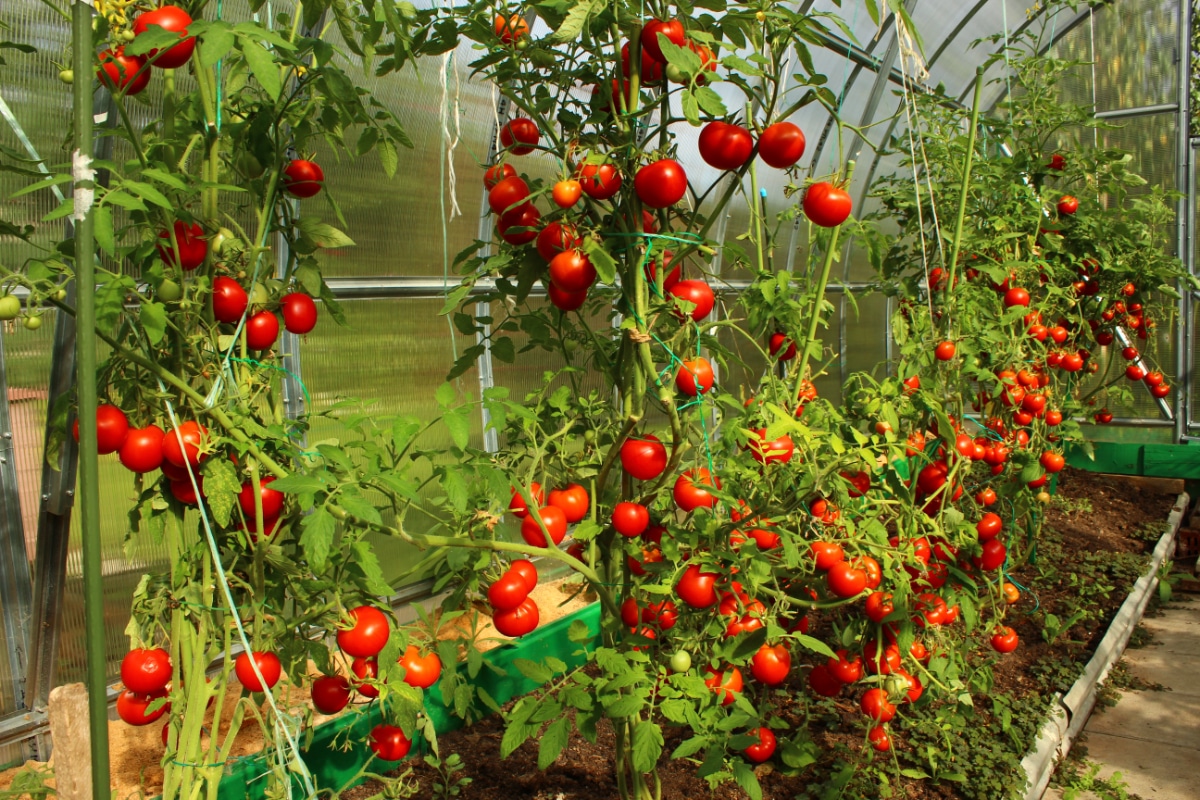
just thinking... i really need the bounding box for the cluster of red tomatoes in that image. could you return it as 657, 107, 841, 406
96, 5, 195, 96
485, 559, 542, 637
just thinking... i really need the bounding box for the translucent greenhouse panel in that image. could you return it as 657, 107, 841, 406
1090, 0, 1179, 113
299, 298, 481, 585
841, 292, 890, 384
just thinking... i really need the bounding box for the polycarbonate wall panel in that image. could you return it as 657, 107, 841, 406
1091, 0, 1179, 113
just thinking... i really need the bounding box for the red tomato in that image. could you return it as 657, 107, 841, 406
704, 665, 743, 706
548, 483, 589, 523
237, 476, 284, 521
510, 559, 538, 592
483, 163, 515, 189
500, 118, 540, 155
156, 221, 207, 271
868, 726, 891, 752
310, 675, 352, 715
351, 657, 380, 698
810, 541, 845, 571
991, 625, 1019, 653
245, 311, 280, 350
551, 179, 582, 208
748, 429, 794, 464
864, 591, 894, 623
675, 357, 714, 396
97, 48, 150, 95
675, 564, 718, 609
744, 727, 777, 763
168, 477, 201, 506
621, 597, 641, 627
620, 42, 665, 84
548, 250, 596, 293
497, 202, 540, 246
827, 562, 867, 598
488, 176, 530, 215
536, 221, 580, 262
133, 6, 196, 69
235, 651, 282, 692
1125, 364, 1146, 381
634, 159, 688, 208
1003, 287, 1030, 307
860, 688, 897, 722
620, 435, 667, 480
1151, 383, 1171, 399
121, 648, 172, 695
768, 332, 796, 361
698, 121, 754, 171
337, 606, 391, 658
976, 512, 1003, 541
612, 502, 650, 537
578, 163, 622, 200
1058, 195, 1079, 215
807, 664, 844, 697
935, 341, 956, 361
283, 160, 324, 198
1047, 153, 1066, 170
1040, 451, 1065, 473
507, 482, 544, 519
398, 645, 442, 689
72, 404, 130, 455
667, 279, 715, 321
162, 420, 207, 468
493, 597, 540, 636
493, 14, 529, 44
802, 182, 852, 227
673, 468, 720, 511
520, 505, 568, 547
750, 644, 791, 685
117, 689, 168, 726
281, 293, 318, 334
641, 18, 685, 61
548, 284, 587, 311
369, 724, 412, 761
828, 649, 864, 684
119, 425, 165, 473
212, 277, 248, 323
1145, 371, 1165, 387
975, 538, 1007, 571
758, 122, 807, 168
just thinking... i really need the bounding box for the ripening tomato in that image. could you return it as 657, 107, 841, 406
667, 279, 715, 321
488, 571, 531, 611
1040, 451, 1065, 473
237, 476, 284, 521
548, 250, 596, 293
750, 644, 791, 685
1125, 364, 1146, 381
935, 341, 956, 361
1145, 370, 1165, 387
133, 6, 196, 69
975, 538, 1007, 571
548, 483, 589, 523
212, 277, 248, 323
991, 625, 1019, 653
283, 159, 324, 198
1151, 383, 1172, 399
1047, 153, 1066, 171
698, 121, 754, 171
493, 596, 540, 637
748, 429, 794, 464
621, 434, 667, 480
612, 502, 650, 538
488, 176, 530, 214
337, 606, 390, 658
758, 122, 806, 168
500, 118, 539, 155
1057, 195, 1079, 215
509, 559, 538, 592
673, 468, 720, 511
675, 564, 718, 609
811, 540, 844, 571
351, 657, 380, 698
121, 648, 172, 694
157, 221, 207, 271
507, 482, 544, 519
483, 163, 515, 189
281, 293, 318, 334
162, 421, 207, 468
634, 159, 688, 208
704, 665, 743, 706
72, 404, 130, 455
536, 220, 581, 262
244, 311, 279, 350
311, 675, 352, 714
578, 163, 622, 200
369, 724, 412, 761
976, 512, 1003, 541
398, 645, 442, 689
807, 664, 844, 697
235, 651, 282, 692
676, 357, 714, 396
827, 562, 867, 598
520, 505, 568, 547
860, 688, 897, 723
743, 727, 777, 763
119, 425, 165, 473
117, 689, 168, 726
1003, 287, 1031, 307
97, 48, 150, 95
641, 18, 685, 61
497, 203, 541, 245
865, 591, 894, 623
620, 42, 665, 84
868, 726, 891, 752
802, 181, 852, 227
548, 284, 587, 311
552, 179, 582, 208
828, 650, 863, 684
768, 332, 796, 361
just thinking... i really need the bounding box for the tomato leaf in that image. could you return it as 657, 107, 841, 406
537, 716, 570, 769
93, 205, 115, 256
552, 0, 599, 43
442, 467, 468, 512
201, 457, 240, 527
792, 633, 836, 659
582, 238, 617, 285
351, 540, 393, 596
121, 180, 172, 209
490, 336, 516, 363
631, 720, 664, 773
139, 301, 167, 345
240, 39, 281, 101
378, 137, 399, 178
732, 760, 763, 800
198, 22, 236, 68
444, 406, 471, 450
513, 658, 553, 684
296, 217, 356, 248
693, 86, 728, 118
267, 474, 329, 494
338, 491, 382, 526
300, 508, 335, 574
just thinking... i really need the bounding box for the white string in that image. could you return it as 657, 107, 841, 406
441, 49, 462, 219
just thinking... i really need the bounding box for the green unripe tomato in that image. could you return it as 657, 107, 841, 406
583, 429, 597, 445
665, 64, 687, 83
120, 30, 136, 43
249, 283, 269, 306
23, 315, 42, 331
157, 279, 182, 303
515, 38, 530, 51
0, 295, 21, 320
59, 69, 74, 84
211, 227, 239, 255
237, 153, 265, 180
562, 339, 579, 355
53, 288, 67, 302
669, 651, 692, 673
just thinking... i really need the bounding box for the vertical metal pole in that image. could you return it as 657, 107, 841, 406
1174, 0, 1194, 441
72, 1, 110, 793
0, 334, 34, 710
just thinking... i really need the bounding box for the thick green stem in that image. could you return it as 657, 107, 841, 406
944, 66, 986, 312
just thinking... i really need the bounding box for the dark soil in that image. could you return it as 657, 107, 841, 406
345, 468, 1180, 800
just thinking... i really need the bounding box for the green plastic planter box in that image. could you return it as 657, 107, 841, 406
216, 603, 603, 799
1068, 441, 1200, 479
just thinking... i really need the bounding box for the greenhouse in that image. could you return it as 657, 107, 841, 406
0, 0, 1198, 797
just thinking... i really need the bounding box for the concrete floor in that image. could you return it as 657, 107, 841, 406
1045, 599, 1200, 799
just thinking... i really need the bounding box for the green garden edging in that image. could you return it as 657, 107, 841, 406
216, 603, 603, 799
1068, 441, 1200, 479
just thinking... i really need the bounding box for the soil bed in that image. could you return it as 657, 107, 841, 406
348, 468, 1179, 800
